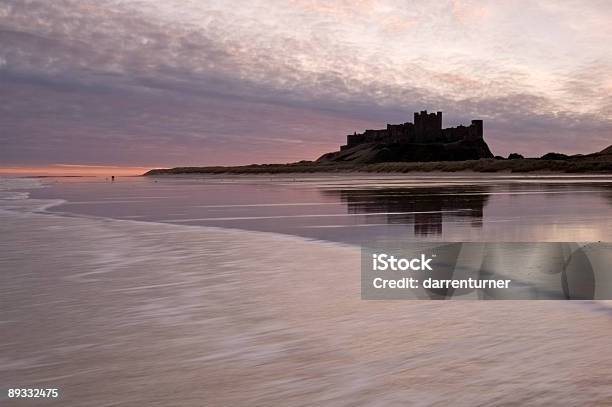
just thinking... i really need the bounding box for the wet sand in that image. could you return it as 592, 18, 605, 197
2, 180, 612, 405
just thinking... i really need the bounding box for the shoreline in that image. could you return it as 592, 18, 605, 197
144, 157, 612, 176
141, 171, 612, 178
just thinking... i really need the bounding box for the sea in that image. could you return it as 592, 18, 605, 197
29, 173, 612, 243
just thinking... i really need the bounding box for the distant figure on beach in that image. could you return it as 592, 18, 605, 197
111, 176, 115, 181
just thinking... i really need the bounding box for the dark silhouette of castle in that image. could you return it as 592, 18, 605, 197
342, 110, 483, 150
317, 110, 493, 163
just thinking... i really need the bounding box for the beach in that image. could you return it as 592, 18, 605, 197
2, 177, 612, 405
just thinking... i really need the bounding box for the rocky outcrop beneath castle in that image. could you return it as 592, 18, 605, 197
317, 110, 494, 164
317, 138, 493, 163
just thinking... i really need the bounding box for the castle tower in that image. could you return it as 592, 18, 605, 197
466, 119, 483, 141
472, 119, 483, 138
413, 110, 443, 141
414, 110, 427, 141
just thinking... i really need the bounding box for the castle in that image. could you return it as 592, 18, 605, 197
341, 110, 483, 150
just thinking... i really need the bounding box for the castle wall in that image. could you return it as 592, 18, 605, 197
387, 123, 416, 143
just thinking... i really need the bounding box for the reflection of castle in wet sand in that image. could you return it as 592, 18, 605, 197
323, 186, 491, 236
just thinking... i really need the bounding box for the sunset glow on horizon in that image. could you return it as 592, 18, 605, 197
0, 165, 152, 177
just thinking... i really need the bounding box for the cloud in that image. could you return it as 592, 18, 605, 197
1, 0, 611, 167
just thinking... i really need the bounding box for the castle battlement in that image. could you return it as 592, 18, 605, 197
342, 111, 483, 150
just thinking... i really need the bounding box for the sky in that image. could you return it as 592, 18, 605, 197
1, 0, 611, 171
